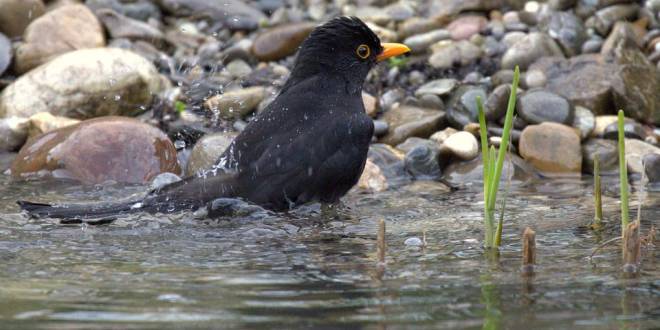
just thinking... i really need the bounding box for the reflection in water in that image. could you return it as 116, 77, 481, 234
0, 176, 659, 328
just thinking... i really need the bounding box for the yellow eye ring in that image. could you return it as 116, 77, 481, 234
356, 44, 370, 59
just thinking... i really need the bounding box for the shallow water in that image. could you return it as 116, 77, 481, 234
0, 176, 659, 329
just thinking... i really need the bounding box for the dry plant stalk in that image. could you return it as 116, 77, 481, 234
521, 227, 536, 276
377, 219, 386, 264
622, 221, 641, 273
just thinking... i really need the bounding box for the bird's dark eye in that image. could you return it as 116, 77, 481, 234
356, 44, 370, 59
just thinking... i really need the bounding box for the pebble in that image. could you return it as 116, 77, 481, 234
380, 105, 445, 146
447, 15, 487, 40
517, 89, 574, 125
404, 237, 424, 247
446, 85, 488, 128
204, 87, 267, 120
442, 131, 479, 160
0, 117, 29, 152
403, 29, 450, 53
572, 106, 595, 140
14, 4, 106, 74
414, 79, 458, 98
251, 22, 316, 61
0, 0, 45, 38
501, 32, 564, 70
429, 40, 483, 69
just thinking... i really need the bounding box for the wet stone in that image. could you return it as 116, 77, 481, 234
517, 89, 574, 125
519, 122, 582, 175
404, 145, 441, 180
380, 105, 445, 146
207, 198, 270, 219
572, 106, 596, 140
11, 116, 181, 184
0, 48, 163, 119
485, 84, 512, 121
204, 87, 267, 120
150, 172, 182, 191
625, 139, 660, 174
643, 153, 660, 183
367, 144, 409, 187
396, 137, 438, 154
186, 132, 238, 176
602, 121, 647, 140
582, 138, 619, 175
446, 86, 487, 128
251, 22, 317, 61
442, 153, 538, 186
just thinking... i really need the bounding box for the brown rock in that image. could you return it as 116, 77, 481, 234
251, 22, 317, 62
14, 4, 105, 74
519, 122, 582, 175
0, 0, 45, 38
380, 105, 445, 146
11, 116, 180, 184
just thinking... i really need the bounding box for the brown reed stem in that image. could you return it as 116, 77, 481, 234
622, 221, 641, 274
521, 227, 536, 276
377, 219, 386, 264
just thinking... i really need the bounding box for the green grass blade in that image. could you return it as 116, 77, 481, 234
477, 96, 490, 203
485, 66, 519, 247
618, 110, 629, 235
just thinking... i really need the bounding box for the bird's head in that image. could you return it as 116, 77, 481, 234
284, 17, 410, 93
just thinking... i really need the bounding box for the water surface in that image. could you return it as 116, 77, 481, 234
1, 176, 659, 329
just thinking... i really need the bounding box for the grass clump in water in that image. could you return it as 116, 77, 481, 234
476, 66, 519, 249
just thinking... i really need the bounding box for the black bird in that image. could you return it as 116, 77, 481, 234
18, 17, 410, 219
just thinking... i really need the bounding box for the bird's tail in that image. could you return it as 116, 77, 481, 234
17, 199, 140, 220
18, 172, 239, 220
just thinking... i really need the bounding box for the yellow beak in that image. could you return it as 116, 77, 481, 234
376, 43, 411, 62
